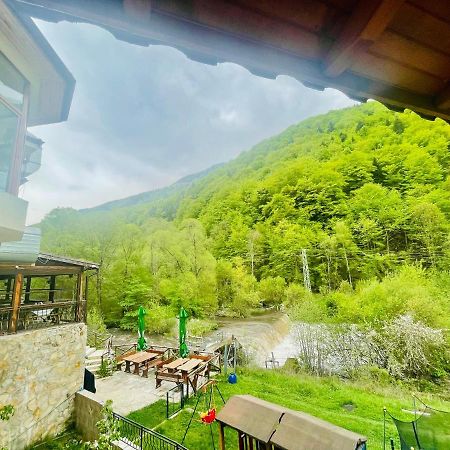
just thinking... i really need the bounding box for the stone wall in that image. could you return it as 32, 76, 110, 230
74, 390, 103, 442
0, 323, 86, 449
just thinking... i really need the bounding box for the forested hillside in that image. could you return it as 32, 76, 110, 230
40, 102, 450, 359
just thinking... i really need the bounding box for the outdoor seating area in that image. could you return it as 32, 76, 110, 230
155, 353, 215, 394
114, 340, 219, 396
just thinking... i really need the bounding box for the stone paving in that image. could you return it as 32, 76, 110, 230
94, 370, 173, 415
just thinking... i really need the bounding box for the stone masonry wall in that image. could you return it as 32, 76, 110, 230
0, 323, 86, 449
74, 390, 103, 442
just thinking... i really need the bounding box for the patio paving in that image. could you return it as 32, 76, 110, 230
94, 370, 173, 415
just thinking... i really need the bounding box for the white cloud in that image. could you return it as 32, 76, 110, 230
22, 20, 356, 223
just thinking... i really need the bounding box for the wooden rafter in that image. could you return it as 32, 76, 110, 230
123, 0, 151, 22
324, 0, 406, 77
436, 84, 450, 110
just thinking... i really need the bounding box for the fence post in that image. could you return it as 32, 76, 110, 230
140, 426, 143, 449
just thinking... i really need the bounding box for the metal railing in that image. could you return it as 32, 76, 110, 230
166, 383, 186, 419
112, 413, 188, 450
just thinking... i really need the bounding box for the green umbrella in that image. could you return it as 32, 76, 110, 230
179, 307, 189, 358
137, 305, 148, 351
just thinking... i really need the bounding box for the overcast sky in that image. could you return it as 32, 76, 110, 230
22, 20, 355, 223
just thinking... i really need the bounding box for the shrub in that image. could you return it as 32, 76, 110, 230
258, 276, 286, 308
188, 318, 218, 337
145, 304, 176, 335
374, 314, 447, 379
87, 308, 107, 334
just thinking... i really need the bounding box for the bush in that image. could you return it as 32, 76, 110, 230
374, 314, 447, 379
188, 318, 218, 337
258, 276, 286, 308
145, 304, 176, 335
87, 308, 107, 334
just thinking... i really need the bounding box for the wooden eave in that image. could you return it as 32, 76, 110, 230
1, 0, 75, 126
9, 0, 450, 122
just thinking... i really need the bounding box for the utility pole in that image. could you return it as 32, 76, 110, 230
301, 249, 311, 292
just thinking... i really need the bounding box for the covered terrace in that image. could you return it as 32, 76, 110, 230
0, 252, 98, 334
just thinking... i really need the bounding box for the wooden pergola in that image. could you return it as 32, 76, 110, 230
8, 0, 450, 122
0, 253, 99, 334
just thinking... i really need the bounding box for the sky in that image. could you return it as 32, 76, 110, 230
22, 20, 355, 224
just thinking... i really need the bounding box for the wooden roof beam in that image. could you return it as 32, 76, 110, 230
435, 84, 450, 110
324, 0, 406, 77
123, 0, 151, 22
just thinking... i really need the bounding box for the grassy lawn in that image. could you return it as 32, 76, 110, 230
128, 368, 449, 450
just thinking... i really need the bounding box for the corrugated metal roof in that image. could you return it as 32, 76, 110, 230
37, 253, 99, 270
0, 226, 40, 263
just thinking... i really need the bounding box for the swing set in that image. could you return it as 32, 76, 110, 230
181, 379, 226, 449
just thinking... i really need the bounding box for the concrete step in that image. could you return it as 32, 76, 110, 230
85, 346, 97, 357
86, 349, 105, 360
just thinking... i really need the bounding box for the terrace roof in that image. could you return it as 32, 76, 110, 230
0, 252, 99, 276
10, 0, 450, 122
217, 395, 367, 450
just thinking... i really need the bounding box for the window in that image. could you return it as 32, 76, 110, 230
0, 101, 19, 191
0, 52, 27, 194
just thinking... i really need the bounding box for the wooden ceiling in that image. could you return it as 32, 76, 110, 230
10, 0, 450, 121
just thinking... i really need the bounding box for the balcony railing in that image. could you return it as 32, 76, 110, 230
0, 300, 85, 334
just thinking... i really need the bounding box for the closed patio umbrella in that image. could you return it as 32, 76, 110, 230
137, 305, 148, 351
179, 307, 189, 358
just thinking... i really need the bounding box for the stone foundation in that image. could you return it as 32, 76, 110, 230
0, 323, 86, 449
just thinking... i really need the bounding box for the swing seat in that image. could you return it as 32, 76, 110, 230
200, 408, 216, 424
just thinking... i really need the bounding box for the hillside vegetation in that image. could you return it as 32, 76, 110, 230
40, 102, 450, 381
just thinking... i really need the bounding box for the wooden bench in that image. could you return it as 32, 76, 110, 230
116, 349, 136, 371
142, 356, 172, 378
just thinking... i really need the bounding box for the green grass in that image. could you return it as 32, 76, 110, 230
128, 368, 450, 450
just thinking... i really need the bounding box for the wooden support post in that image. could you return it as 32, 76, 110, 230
218, 422, 226, 450
9, 273, 23, 333
49, 275, 56, 303
24, 276, 31, 303
76, 272, 83, 322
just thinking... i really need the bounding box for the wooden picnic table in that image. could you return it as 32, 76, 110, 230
177, 358, 202, 374
163, 358, 189, 372
123, 352, 159, 374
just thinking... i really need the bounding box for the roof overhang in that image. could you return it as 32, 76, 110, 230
8, 0, 450, 122
217, 395, 367, 450
1, 0, 75, 126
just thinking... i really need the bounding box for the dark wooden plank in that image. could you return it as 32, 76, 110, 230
371, 31, 450, 79
389, 2, 450, 57
408, 0, 450, 23
325, 0, 406, 77
232, 0, 331, 33
435, 84, 450, 110
352, 51, 445, 95
156, 0, 324, 59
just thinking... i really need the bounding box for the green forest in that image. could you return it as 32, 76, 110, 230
39, 102, 450, 382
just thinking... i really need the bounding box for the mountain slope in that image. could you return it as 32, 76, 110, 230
79, 163, 224, 214
40, 101, 450, 286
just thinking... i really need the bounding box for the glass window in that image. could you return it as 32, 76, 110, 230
0, 101, 19, 191
0, 52, 26, 110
